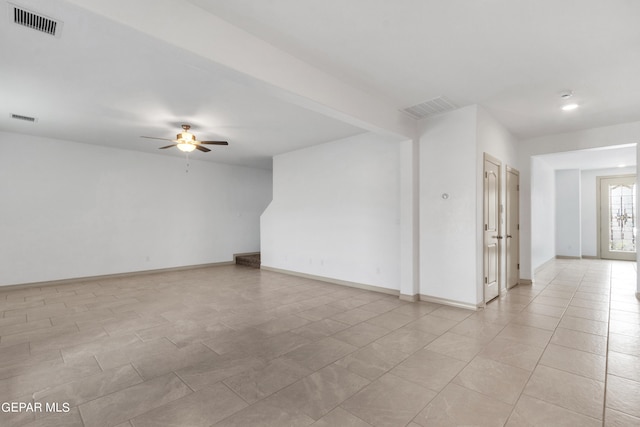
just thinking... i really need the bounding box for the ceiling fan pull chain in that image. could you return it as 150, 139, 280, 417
185, 152, 190, 174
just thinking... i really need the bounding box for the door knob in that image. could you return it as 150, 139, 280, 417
492, 235, 503, 239
506, 235, 512, 238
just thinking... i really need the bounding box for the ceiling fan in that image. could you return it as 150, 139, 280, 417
141, 124, 229, 153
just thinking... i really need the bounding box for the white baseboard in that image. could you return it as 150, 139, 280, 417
0, 261, 235, 289
518, 279, 533, 286
555, 255, 581, 260
399, 293, 419, 302
260, 266, 399, 296
418, 294, 479, 311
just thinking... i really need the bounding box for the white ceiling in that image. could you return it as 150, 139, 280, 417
2, 0, 640, 169
537, 144, 637, 171
190, 0, 640, 138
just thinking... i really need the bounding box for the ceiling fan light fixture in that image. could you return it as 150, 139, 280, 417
177, 142, 196, 152
177, 131, 196, 142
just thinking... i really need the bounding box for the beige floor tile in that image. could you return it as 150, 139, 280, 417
132, 342, 216, 380
358, 299, 406, 315
21, 408, 84, 427
609, 319, 640, 338
0, 356, 101, 400
223, 357, 311, 403
213, 401, 315, 427
524, 302, 566, 318
565, 305, 609, 322
405, 314, 458, 335
335, 342, 409, 381
604, 407, 640, 426
330, 308, 380, 326
175, 353, 265, 390
608, 351, 640, 382
608, 332, 640, 356
78, 373, 191, 427
341, 373, 437, 427
550, 327, 607, 355
559, 316, 608, 336
430, 306, 474, 321
523, 365, 604, 419
297, 304, 346, 321
539, 343, 606, 381
390, 349, 466, 392
414, 382, 513, 427
61, 333, 141, 361
497, 324, 553, 348
448, 317, 505, 344
478, 336, 544, 371
0, 324, 80, 348
34, 364, 143, 407
94, 337, 178, 370
453, 357, 530, 404
532, 295, 570, 308
570, 298, 610, 311
512, 312, 560, 331
609, 309, 640, 324
424, 331, 486, 362
130, 383, 247, 427
281, 337, 357, 371
365, 312, 413, 331
606, 374, 640, 418
332, 323, 390, 348
506, 394, 601, 427
0, 342, 31, 367
265, 364, 369, 420
372, 326, 437, 355
290, 318, 350, 340
388, 302, 439, 318
313, 407, 372, 427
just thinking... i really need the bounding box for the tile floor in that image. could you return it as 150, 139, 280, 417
0, 259, 638, 426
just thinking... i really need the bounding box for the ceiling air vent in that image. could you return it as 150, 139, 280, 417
402, 96, 458, 119
10, 113, 37, 123
10, 3, 62, 37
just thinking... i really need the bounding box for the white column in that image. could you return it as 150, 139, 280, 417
400, 138, 420, 300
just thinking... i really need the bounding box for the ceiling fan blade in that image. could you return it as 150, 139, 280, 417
199, 141, 229, 145
141, 136, 175, 142
195, 145, 211, 152
159, 144, 177, 149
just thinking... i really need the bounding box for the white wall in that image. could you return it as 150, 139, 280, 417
419, 106, 478, 305
581, 166, 636, 257
531, 156, 556, 270
260, 133, 401, 290
555, 169, 581, 257
476, 106, 520, 298
0, 131, 272, 286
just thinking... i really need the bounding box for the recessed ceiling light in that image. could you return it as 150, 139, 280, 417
562, 103, 579, 111
618, 164, 626, 168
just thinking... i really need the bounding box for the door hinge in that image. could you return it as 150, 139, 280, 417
517, 224, 519, 230
517, 263, 520, 269
517, 184, 519, 191
484, 224, 488, 231
485, 172, 488, 178
484, 277, 488, 284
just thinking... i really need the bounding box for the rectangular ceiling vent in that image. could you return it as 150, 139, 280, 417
402, 96, 458, 119
9, 3, 62, 37
10, 113, 37, 123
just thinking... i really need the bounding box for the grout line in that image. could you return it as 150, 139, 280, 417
602, 262, 614, 423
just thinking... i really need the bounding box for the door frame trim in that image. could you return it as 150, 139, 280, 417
483, 152, 502, 305
506, 165, 520, 289
596, 173, 636, 260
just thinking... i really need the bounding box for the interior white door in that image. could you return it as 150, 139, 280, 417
484, 154, 501, 303
600, 175, 636, 261
506, 167, 519, 289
